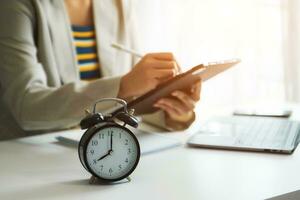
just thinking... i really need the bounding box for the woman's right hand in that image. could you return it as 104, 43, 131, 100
118, 53, 179, 100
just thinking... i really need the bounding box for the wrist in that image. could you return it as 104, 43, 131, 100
117, 74, 131, 100
169, 111, 194, 123
165, 111, 196, 131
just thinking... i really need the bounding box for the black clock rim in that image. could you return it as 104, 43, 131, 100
82, 123, 141, 182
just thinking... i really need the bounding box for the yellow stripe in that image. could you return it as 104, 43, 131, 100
79, 64, 100, 72
77, 54, 97, 60
75, 41, 96, 48
73, 31, 95, 37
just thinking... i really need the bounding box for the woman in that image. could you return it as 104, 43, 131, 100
0, 0, 201, 140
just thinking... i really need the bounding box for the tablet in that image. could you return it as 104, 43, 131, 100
113, 59, 240, 115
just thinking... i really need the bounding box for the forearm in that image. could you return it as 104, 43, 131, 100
5, 76, 122, 131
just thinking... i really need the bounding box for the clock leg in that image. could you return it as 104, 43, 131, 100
89, 176, 98, 184
88, 175, 131, 185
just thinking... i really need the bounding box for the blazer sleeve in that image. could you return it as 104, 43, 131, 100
0, 0, 122, 131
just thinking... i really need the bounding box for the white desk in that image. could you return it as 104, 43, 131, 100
1, 104, 300, 200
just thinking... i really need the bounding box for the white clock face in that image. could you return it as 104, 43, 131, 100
86, 126, 139, 180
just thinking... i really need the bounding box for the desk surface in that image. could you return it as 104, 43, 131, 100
1, 104, 300, 200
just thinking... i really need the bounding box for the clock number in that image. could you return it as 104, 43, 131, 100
107, 130, 113, 137
118, 164, 122, 170
90, 149, 94, 155
93, 159, 97, 165
119, 132, 121, 139
125, 139, 129, 145
91, 140, 98, 146
99, 133, 104, 139
125, 158, 129, 163
128, 148, 131, 154
100, 165, 103, 171
109, 168, 113, 176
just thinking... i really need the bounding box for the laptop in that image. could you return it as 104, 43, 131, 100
187, 116, 300, 154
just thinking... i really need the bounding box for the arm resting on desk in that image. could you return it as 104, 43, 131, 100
0, 1, 122, 131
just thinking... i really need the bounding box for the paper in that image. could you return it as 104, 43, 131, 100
56, 129, 181, 155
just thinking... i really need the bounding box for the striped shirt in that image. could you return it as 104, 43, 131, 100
72, 25, 101, 81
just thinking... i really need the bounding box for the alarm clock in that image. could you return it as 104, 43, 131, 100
78, 98, 140, 182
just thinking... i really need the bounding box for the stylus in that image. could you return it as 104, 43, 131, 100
111, 42, 143, 58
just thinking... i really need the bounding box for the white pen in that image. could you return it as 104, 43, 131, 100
111, 42, 144, 58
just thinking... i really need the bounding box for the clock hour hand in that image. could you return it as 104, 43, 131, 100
97, 152, 110, 161
98, 132, 114, 161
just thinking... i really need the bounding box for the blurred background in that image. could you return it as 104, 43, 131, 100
135, 0, 300, 108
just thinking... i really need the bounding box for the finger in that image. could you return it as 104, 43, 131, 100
147, 60, 177, 69
154, 103, 181, 117
151, 69, 176, 79
191, 81, 201, 93
157, 98, 189, 114
171, 90, 196, 110
147, 52, 175, 61
148, 78, 159, 90
190, 81, 201, 101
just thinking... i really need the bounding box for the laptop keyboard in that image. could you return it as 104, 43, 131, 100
231, 117, 298, 149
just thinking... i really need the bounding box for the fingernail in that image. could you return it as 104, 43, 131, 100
155, 102, 164, 107
172, 91, 178, 96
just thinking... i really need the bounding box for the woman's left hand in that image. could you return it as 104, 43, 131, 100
154, 81, 201, 129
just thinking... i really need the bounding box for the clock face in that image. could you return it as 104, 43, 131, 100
85, 125, 140, 181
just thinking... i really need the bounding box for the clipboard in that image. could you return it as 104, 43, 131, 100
113, 59, 241, 115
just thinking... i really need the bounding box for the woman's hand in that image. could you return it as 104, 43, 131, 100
118, 53, 179, 100
154, 81, 201, 129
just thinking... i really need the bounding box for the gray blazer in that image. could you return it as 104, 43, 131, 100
0, 0, 166, 140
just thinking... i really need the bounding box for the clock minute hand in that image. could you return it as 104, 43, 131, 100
110, 133, 113, 151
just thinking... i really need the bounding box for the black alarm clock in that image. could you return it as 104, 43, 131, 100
78, 98, 140, 182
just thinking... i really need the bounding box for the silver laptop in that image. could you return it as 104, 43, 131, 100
187, 116, 300, 154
